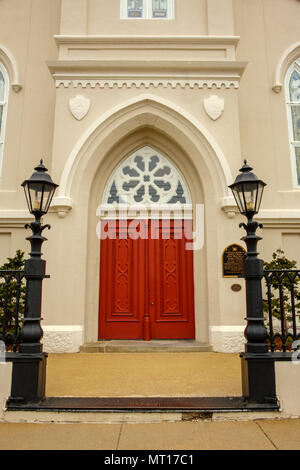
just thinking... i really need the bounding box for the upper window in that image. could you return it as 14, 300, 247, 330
286, 58, 300, 186
121, 0, 174, 19
0, 63, 9, 177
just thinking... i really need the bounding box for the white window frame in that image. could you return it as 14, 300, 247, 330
121, 0, 174, 20
285, 59, 300, 187
0, 62, 9, 178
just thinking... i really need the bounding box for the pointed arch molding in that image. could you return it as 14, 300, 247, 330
0, 45, 22, 92
51, 94, 236, 216
273, 41, 300, 93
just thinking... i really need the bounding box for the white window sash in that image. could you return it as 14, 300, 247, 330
121, 0, 145, 19
148, 0, 174, 19
0, 64, 9, 179
287, 104, 300, 145
121, 0, 174, 19
285, 61, 300, 187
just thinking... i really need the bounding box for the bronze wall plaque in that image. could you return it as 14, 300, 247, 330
231, 284, 242, 292
223, 244, 246, 278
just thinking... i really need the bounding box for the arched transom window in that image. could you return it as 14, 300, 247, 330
103, 146, 191, 206
286, 58, 300, 186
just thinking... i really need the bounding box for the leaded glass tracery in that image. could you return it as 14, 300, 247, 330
127, 0, 143, 18
289, 70, 300, 102
0, 64, 8, 176
152, 0, 168, 18
0, 71, 5, 102
121, 0, 173, 19
291, 106, 300, 142
104, 147, 191, 205
286, 58, 300, 186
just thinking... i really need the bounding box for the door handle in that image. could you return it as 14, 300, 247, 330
150, 301, 155, 306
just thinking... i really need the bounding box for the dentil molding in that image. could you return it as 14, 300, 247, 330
48, 59, 247, 91
57, 79, 239, 90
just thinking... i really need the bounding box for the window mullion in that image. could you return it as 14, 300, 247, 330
147, 0, 151, 19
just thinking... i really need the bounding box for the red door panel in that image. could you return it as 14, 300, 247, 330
98, 219, 195, 340
98, 220, 146, 339
149, 220, 195, 339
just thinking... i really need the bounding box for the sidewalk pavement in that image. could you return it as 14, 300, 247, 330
2, 352, 299, 450
0, 419, 299, 450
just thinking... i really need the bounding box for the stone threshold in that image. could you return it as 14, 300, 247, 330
6, 396, 279, 413
4, 397, 281, 424
79, 340, 211, 353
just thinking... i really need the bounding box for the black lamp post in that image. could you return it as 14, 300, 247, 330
8, 160, 58, 404
229, 161, 277, 405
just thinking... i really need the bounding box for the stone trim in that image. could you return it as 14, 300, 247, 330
52, 93, 235, 205
55, 78, 240, 90
0, 362, 12, 420
42, 325, 84, 353
275, 361, 300, 417
210, 325, 245, 353
54, 34, 240, 50
48, 59, 247, 91
0, 210, 33, 228
255, 209, 300, 229
273, 41, 300, 93
0, 44, 22, 93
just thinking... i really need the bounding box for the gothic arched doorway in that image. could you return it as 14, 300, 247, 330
98, 146, 195, 340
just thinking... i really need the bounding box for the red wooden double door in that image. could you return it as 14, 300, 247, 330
98, 220, 195, 340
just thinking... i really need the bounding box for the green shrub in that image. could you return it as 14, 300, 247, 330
0, 250, 26, 349
263, 249, 300, 335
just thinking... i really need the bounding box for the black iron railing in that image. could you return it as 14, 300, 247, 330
0, 270, 25, 352
263, 269, 300, 352
1, 266, 299, 354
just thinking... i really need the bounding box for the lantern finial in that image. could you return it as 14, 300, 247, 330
240, 160, 253, 173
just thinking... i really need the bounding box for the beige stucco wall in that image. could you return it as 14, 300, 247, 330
0, 0, 299, 352
233, 0, 300, 306
234, 0, 300, 202
0, 0, 61, 267
0, 362, 12, 420
60, 0, 209, 36
0, 0, 61, 207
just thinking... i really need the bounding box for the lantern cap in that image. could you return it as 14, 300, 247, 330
240, 160, 253, 173
21, 160, 58, 216
229, 160, 266, 188
228, 160, 267, 216
21, 159, 58, 188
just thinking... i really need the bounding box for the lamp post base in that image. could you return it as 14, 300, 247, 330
6, 352, 48, 404
240, 353, 277, 405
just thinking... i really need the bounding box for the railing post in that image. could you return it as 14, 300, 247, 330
229, 161, 277, 405
6, 161, 57, 405
239, 218, 277, 404
7, 223, 49, 404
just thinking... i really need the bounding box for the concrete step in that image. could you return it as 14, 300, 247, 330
4, 396, 281, 424
79, 340, 212, 353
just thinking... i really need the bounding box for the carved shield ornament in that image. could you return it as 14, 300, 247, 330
69, 95, 90, 120
204, 95, 225, 121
